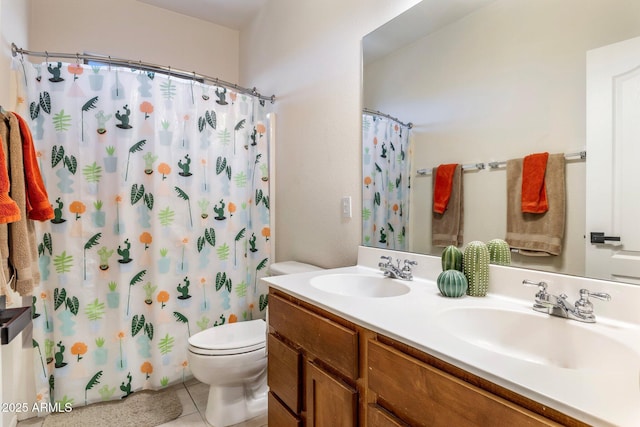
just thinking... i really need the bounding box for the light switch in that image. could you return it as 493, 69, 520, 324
341, 196, 352, 218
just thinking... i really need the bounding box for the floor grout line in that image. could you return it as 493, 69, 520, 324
184, 381, 209, 425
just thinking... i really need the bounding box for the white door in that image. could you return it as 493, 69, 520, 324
586, 35, 640, 284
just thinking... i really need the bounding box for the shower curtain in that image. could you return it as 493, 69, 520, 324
362, 113, 412, 251
17, 60, 271, 409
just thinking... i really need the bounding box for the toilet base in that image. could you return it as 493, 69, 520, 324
204, 373, 268, 427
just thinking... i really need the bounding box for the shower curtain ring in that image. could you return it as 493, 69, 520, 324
76, 53, 80, 65
45, 51, 49, 65
108, 56, 111, 72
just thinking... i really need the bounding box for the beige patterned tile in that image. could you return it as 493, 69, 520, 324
174, 383, 198, 417
184, 376, 200, 387
16, 416, 44, 426
230, 413, 268, 427
158, 411, 208, 427
186, 381, 210, 414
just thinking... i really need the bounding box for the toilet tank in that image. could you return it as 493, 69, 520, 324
268, 261, 323, 276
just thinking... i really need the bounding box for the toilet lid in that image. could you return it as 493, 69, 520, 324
188, 319, 266, 355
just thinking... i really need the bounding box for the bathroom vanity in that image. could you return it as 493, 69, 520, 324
263, 247, 640, 426
268, 289, 570, 426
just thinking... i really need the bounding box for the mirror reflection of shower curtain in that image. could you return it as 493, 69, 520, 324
362, 113, 412, 251
16, 60, 271, 409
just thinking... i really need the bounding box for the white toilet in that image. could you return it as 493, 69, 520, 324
267, 260, 323, 276
187, 261, 321, 427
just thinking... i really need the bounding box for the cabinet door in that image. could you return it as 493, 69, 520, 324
269, 392, 301, 427
306, 360, 357, 427
367, 404, 410, 427
268, 333, 301, 413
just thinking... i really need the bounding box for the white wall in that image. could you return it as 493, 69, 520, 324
1, 0, 34, 424
0, 0, 28, 108
28, 0, 239, 83
363, 0, 640, 276
240, 0, 421, 268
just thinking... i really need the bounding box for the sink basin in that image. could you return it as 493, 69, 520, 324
1, 306, 31, 345
310, 274, 410, 298
436, 307, 640, 370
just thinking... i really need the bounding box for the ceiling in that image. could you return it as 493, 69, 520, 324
137, 0, 267, 30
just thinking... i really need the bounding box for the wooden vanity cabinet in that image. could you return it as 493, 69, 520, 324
367, 339, 563, 427
268, 290, 362, 426
268, 288, 587, 427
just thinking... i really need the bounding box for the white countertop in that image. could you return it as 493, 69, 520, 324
263, 248, 640, 427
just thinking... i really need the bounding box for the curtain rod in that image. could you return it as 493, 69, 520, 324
363, 108, 413, 129
11, 42, 275, 104
416, 151, 586, 176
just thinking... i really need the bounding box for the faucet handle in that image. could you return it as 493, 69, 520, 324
378, 256, 392, 269
523, 279, 547, 288
579, 289, 611, 302
522, 280, 548, 293
402, 260, 417, 276
523, 280, 550, 305
575, 289, 611, 318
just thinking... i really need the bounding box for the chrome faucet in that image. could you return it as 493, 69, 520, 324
523, 280, 611, 323
378, 256, 417, 281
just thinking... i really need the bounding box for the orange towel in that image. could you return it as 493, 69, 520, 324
521, 152, 549, 213
0, 134, 21, 224
433, 163, 458, 214
13, 113, 54, 221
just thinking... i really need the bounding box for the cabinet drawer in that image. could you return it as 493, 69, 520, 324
269, 392, 301, 427
269, 293, 359, 380
368, 340, 559, 427
268, 333, 301, 413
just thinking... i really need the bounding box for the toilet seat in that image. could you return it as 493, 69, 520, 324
188, 319, 266, 356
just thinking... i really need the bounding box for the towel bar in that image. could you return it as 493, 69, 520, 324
487, 151, 586, 170
416, 163, 485, 176
415, 151, 585, 176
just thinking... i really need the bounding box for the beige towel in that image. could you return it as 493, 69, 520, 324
432, 164, 463, 247
506, 154, 565, 256
0, 112, 41, 296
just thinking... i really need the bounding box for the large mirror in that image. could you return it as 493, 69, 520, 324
362, 0, 640, 282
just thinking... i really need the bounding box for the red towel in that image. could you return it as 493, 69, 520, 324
521, 152, 549, 213
0, 134, 21, 224
433, 163, 459, 214
13, 113, 54, 221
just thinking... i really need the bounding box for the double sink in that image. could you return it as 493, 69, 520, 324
284, 266, 640, 426
309, 272, 639, 372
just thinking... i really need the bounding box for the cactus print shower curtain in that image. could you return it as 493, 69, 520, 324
362, 113, 412, 251
17, 60, 271, 409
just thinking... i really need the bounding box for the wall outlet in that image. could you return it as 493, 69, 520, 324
341, 196, 352, 218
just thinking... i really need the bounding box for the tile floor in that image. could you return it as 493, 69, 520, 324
16, 378, 268, 427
